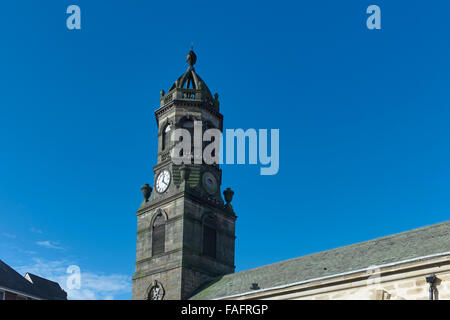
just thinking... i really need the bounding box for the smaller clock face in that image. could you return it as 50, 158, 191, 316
156, 170, 171, 193
202, 172, 218, 195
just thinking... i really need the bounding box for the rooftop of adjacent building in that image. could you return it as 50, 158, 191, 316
190, 220, 450, 299
24, 272, 67, 300
0, 259, 67, 300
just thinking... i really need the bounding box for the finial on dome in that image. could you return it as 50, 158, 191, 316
186, 49, 197, 68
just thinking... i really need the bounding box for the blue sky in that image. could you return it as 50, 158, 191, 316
1, 1, 450, 299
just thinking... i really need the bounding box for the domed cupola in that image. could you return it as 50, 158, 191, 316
159, 50, 219, 110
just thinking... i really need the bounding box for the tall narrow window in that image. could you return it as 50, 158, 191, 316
203, 216, 217, 258
152, 213, 165, 255
162, 125, 171, 150
182, 120, 194, 156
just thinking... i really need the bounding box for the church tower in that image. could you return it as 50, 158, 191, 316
132, 50, 237, 300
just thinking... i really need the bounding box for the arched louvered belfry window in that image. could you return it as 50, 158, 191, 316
203, 215, 217, 258
202, 122, 217, 158
152, 213, 166, 256
181, 120, 194, 156
162, 124, 171, 151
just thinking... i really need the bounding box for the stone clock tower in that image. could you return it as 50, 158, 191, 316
132, 50, 237, 300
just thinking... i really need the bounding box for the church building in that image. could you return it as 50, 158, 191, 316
132, 51, 450, 300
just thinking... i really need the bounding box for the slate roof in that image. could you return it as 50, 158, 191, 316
25, 273, 67, 300
0, 259, 67, 299
0, 259, 41, 299
190, 221, 450, 300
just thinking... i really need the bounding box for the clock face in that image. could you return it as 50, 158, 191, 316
156, 170, 171, 193
202, 171, 218, 195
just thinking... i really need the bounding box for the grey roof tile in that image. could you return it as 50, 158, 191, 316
190, 221, 450, 299
0, 259, 40, 298
25, 273, 67, 300
0, 260, 67, 299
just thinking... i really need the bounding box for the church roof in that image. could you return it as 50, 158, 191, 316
190, 221, 450, 299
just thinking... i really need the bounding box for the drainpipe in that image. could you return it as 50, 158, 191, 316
426, 274, 436, 300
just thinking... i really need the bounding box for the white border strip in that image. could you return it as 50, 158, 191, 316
213, 250, 450, 300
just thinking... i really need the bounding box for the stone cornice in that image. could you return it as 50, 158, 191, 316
137, 189, 235, 219
155, 100, 223, 121
135, 247, 183, 265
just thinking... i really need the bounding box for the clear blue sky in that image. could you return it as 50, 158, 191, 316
1, 1, 449, 299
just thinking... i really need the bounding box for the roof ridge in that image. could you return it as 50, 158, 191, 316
226, 220, 450, 278
26, 272, 58, 283
0, 259, 32, 284
0, 259, 41, 298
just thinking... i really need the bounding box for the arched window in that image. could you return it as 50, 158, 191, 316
210, 136, 216, 158
152, 213, 165, 255
203, 215, 216, 258
174, 119, 195, 158
162, 125, 171, 151
182, 120, 194, 136
203, 122, 218, 161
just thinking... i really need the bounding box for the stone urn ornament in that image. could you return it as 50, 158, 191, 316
223, 188, 234, 212
141, 184, 152, 202
186, 49, 197, 68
